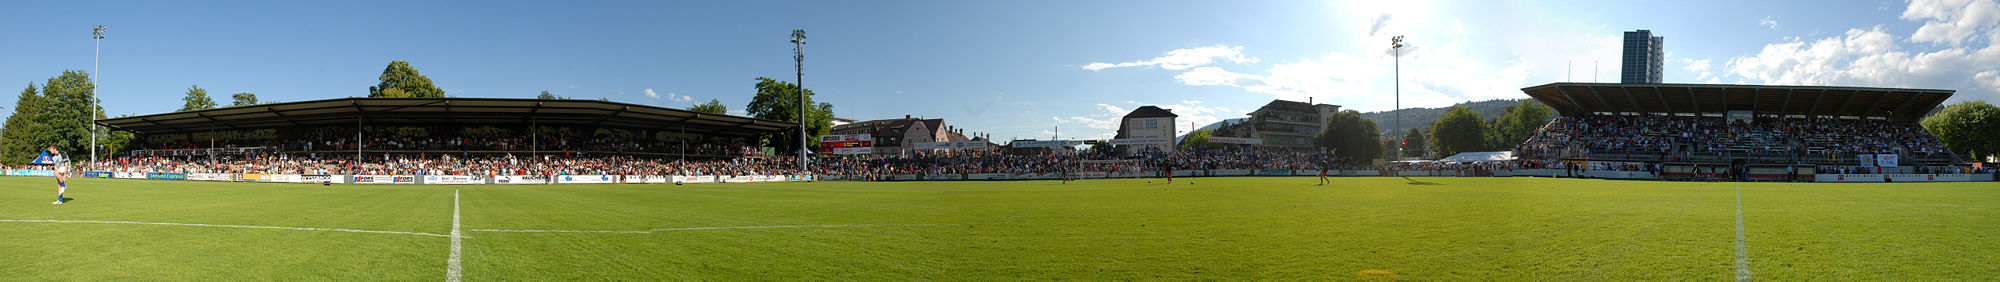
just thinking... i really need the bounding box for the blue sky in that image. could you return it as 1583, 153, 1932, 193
4, 0, 1998, 142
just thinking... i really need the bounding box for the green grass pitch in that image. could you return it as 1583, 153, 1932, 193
3, 176, 1997, 279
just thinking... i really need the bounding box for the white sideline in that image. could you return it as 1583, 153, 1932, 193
0, 219, 453, 237
470, 224, 956, 234
447, 189, 463, 282
1734, 182, 1752, 281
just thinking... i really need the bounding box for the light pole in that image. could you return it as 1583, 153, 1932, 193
791, 29, 807, 173
92, 25, 105, 166
1391, 35, 1404, 162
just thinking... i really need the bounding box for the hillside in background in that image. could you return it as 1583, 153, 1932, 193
1363, 99, 1543, 137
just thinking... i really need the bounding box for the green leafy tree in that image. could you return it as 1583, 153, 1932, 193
745, 77, 834, 155
2, 84, 47, 165
1922, 100, 2000, 161
367, 61, 446, 98
35, 70, 103, 160
1428, 106, 1490, 158
1489, 99, 1555, 149
179, 85, 217, 112
1313, 110, 1382, 165
688, 99, 728, 115
536, 90, 567, 100
230, 92, 259, 106
1179, 129, 1223, 152
1403, 127, 1428, 158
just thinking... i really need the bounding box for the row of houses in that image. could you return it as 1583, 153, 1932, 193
822, 98, 1343, 157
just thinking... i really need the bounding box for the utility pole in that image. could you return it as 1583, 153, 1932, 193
791, 29, 809, 174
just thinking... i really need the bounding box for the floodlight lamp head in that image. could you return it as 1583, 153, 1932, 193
790, 29, 806, 43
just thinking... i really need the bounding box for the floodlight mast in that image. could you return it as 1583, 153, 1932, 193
1391, 35, 1404, 162
791, 29, 807, 174
92, 25, 105, 167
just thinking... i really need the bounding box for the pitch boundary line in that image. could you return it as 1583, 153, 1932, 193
470, 224, 956, 234
447, 189, 464, 282
1734, 182, 1752, 281
0, 219, 454, 238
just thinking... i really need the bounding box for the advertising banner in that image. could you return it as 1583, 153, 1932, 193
1877, 154, 1899, 167
1208, 137, 1263, 145
751, 175, 787, 182
83, 171, 114, 178
188, 173, 234, 181
786, 175, 814, 182
1108, 137, 1171, 145
352, 175, 415, 184
1817, 174, 1971, 182
1210, 169, 1253, 176
720, 176, 757, 183
921, 174, 961, 181
424, 175, 485, 185
1858, 154, 1876, 167
12, 170, 56, 177
557, 175, 618, 184
892, 174, 920, 181
493, 175, 549, 185
147, 172, 187, 180
114, 172, 147, 179
1010, 140, 1087, 148
820, 134, 870, 142
674, 175, 716, 184
301, 175, 343, 184
820, 134, 875, 155
241, 174, 274, 182
966, 173, 1010, 180
269, 174, 303, 183
1255, 170, 1293, 176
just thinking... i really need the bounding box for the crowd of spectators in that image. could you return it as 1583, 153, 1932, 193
1515, 114, 1954, 164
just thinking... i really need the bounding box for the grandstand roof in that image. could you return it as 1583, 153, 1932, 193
1520, 83, 1954, 122
96, 98, 798, 136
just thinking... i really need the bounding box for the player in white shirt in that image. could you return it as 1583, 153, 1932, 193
49, 146, 69, 204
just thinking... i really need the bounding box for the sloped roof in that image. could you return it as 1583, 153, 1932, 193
1124, 106, 1179, 118
1521, 82, 1954, 122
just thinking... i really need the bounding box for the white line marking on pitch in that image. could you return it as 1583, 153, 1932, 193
470, 224, 956, 234
1734, 182, 1752, 282
0, 219, 454, 237
447, 189, 464, 282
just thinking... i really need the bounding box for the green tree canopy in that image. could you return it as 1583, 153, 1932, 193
536, 90, 567, 100
230, 92, 258, 106
1489, 99, 1555, 149
368, 61, 446, 98
745, 77, 834, 155
179, 85, 216, 112
2, 84, 47, 166
36, 70, 103, 159
688, 98, 727, 115
1428, 106, 1490, 158
1179, 129, 1223, 152
1313, 110, 1382, 165
1921, 100, 2000, 161
1403, 127, 1428, 159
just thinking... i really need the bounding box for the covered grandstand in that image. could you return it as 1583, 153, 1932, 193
94, 97, 799, 158
1518, 82, 1963, 180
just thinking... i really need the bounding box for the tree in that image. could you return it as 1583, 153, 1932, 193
2, 84, 47, 166
230, 92, 259, 106
179, 85, 217, 112
1403, 127, 1428, 158
367, 61, 445, 98
745, 77, 834, 155
1428, 106, 1490, 158
536, 90, 567, 100
1313, 110, 1382, 165
1179, 129, 1223, 152
688, 99, 727, 115
1922, 100, 2000, 161
1490, 99, 1555, 149
35, 70, 103, 159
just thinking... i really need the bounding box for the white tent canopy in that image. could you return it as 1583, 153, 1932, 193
1437, 151, 1515, 163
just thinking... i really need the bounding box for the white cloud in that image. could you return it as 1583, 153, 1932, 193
1082, 45, 1260, 71
644, 89, 660, 99
1682, 59, 1714, 80
1722, 0, 2000, 104
1760, 16, 1780, 29
726, 109, 748, 116
568, 84, 579, 89
1903, 0, 2000, 45
1368, 14, 1394, 37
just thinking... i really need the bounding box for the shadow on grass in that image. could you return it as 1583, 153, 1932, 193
1402, 177, 1443, 185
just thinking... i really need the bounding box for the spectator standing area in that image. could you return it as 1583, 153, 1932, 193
1517, 82, 1971, 182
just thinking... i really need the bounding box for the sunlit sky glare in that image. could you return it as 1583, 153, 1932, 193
4, 0, 1997, 141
